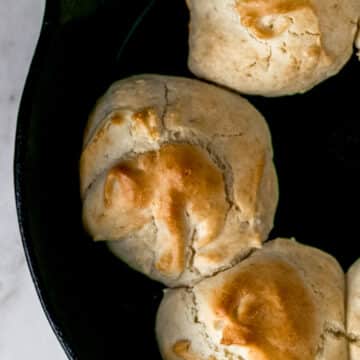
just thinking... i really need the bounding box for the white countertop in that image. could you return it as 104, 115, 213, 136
0, 1, 66, 359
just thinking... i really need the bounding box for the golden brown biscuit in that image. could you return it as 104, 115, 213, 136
156, 238, 347, 359
80, 75, 278, 286
187, 0, 359, 96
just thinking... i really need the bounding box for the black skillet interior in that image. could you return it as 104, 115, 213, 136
14, 0, 360, 359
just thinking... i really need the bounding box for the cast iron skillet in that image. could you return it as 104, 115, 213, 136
14, 0, 360, 359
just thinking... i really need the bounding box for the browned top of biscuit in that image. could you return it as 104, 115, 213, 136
211, 254, 318, 359
235, 0, 313, 39
104, 143, 228, 276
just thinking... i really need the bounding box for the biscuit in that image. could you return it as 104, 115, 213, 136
80, 75, 278, 286
156, 238, 346, 359
187, 0, 360, 96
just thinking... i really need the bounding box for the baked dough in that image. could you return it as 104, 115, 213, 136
356, 26, 360, 59
347, 259, 360, 359
156, 238, 347, 360
80, 75, 278, 287
186, 0, 360, 96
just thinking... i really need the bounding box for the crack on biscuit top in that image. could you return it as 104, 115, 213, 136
160, 82, 170, 132
316, 321, 347, 357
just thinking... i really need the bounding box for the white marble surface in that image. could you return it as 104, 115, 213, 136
0, 1, 66, 359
